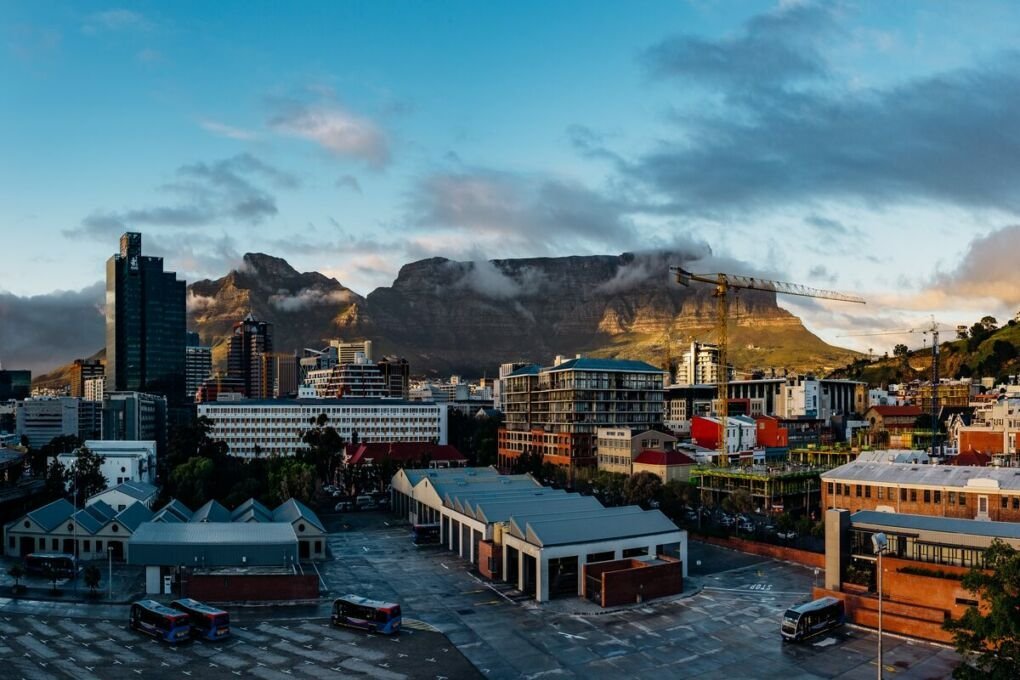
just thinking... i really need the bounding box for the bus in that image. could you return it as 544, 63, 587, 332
170, 598, 230, 640
332, 595, 402, 635
25, 553, 77, 578
781, 597, 845, 642
130, 600, 192, 644
411, 523, 441, 545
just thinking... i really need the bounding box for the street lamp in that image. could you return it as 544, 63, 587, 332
107, 546, 114, 600
871, 532, 889, 680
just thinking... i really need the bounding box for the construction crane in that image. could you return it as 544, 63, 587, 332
672, 267, 866, 463
839, 317, 953, 457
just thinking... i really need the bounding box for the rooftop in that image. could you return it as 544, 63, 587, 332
198, 397, 438, 407
822, 460, 1020, 491
130, 521, 298, 546
634, 449, 698, 466
546, 357, 665, 374
851, 510, 1020, 540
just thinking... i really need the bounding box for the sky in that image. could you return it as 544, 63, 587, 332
4, 0, 1020, 373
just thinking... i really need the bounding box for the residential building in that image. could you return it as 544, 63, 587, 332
391, 467, 686, 603
377, 356, 410, 399
331, 339, 373, 364
675, 342, 733, 385
632, 449, 697, 483
954, 398, 1020, 459
185, 336, 212, 400
197, 398, 448, 458
494, 361, 530, 412
83, 376, 105, 402
69, 359, 104, 398
102, 391, 167, 456
227, 313, 274, 399
595, 427, 677, 476
0, 369, 31, 401
821, 459, 1020, 521
690, 415, 758, 453
863, 405, 922, 447
755, 415, 789, 447
105, 232, 187, 410
58, 440, 157, 487
498, 357, 666, 471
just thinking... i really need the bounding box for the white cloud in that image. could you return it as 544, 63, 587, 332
199, 119, 257, 140
270, 103, 390, 168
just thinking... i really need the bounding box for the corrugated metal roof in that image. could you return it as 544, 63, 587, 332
273, 498, 326, 533
130, 522, 298, 545
231, 498, 272, 522
107, 480, 158, 501
510, 506, 680, 547
507, 364, 541, 377
822, 461, 1020, 490
545, 357, 665, 374
113, 502, 154, 532
152, 499, 193, 523
851, 511, 1020, 539
191, 500, 232, 523
26, 499, 74, 532
475, 494, 601, 524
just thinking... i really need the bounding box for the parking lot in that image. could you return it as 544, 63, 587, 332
0, 598, 478, 680
321, 511, 960, 679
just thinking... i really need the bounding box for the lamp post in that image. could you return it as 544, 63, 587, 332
107, 546, 113, 600
872, 532, 889, 680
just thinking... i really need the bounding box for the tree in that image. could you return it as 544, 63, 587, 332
83, 565, 101, 596
722, 488, 753, 516
170, 456, 215, 509
7, 563, 24, 592
944, 539, 1020, 679
980, 316, 999, 332
270, 460, 317, 505
65, 446, 107, 501
511, 451, 544, 478
624, 472, 663, 508
300, 415, 345, 484
43, 459, 67, 501
893, 344, 909, 358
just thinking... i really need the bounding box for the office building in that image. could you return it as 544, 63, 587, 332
498, 357, 666, 471
102, 391, 167, 456
227, 313, 274, 399
197, 398, 448, 458
331, 339, 372, 364
105, 232, 187, 409
377, 356, 410, 399
69, 359, 104, 398
274, 352, 300, 398
15, 398, 80, 448
83, 376, 105, 402
0, 369, 31, 401
185, 335, 212, 400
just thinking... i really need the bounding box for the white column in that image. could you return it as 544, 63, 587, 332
517, 549, 525, 591
537, 555, 549, 602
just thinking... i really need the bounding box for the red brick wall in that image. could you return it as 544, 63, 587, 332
184, 574, 319, 602
584, 557, 683, 607
813, 587, 954, 644
697, 536, 825, 568
478, 540, 500, 580
821, 482, 1020, 522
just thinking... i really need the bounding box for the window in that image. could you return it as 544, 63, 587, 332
1003, 496, 1009, 509
83, 540, 91, 552
23, 521, 30, 529
1013, 498, 1019, 510
910, 490, 917, 502
7, 536, 13, 549
844, 484, 850, 496
865, 486, 871, 499
959, 493, 967, 506
827, 482, 834, 495
949, 491, 956, 504
96, 541, 103, 552
622, 546, 649, 558
856, 485, 862, 498
900, 488, 907, 502
924, 490, 931, 503
934, 491, 941, 504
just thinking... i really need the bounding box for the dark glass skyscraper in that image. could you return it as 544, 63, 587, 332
105, 232, 187, 408
227, 313, 274, 399
0, 370, 31, 401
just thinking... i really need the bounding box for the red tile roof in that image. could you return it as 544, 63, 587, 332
345, 442, 466, 465
951, 451, 991, 467
867, 405, 922, 417
633, 449, 697, 466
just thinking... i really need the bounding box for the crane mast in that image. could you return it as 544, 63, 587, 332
672, 267, 865, 464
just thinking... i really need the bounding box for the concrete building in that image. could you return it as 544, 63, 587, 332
954, 398, 1020, 458
499, 357, 666, 471
494, 361, 530, 412
0, 370, 31, 401
185, 340, 212, 401
69, 359, 104, 399
391, 467, 686, 603
88, 480, 159, 511
197, 398, 448, 458
595, 427, 677, 476
4, 497, 152, 561
16, 397, 82, 448
821, 459, 1020, 522
675, 342, 733, 385
102, 391, 168, 456
273, 353, 300, 398
863, 405, 922, 447
83, 376, 105, 402
690, 415, 758, 453
57, 440, 157, 487
331, 339, 373, 364
918, 380, 974, 411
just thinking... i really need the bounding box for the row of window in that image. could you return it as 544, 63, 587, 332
829, 482, 969, 506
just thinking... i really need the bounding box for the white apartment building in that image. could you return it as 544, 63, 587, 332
675, 342, 734, 385
197, 398, 448, 458
84, 376, 105, 402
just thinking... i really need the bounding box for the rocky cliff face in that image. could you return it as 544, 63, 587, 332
185, 251, 858, 377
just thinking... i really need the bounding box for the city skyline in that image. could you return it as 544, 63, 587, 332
5, 1, 1020, 370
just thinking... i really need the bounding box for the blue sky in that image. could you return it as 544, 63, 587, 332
4, 1, 1020, 370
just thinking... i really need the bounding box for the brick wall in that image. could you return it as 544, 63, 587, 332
697, 536, 825, 568
812, 586, 954, 644
821, 482, 1020, 522
478, 540, 500, 580
583, 557, 683, 608
184, 574, 319, 603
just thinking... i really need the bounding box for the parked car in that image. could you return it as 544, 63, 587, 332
719, 514, 736, 527
737, 519, 754, 533
334, 501, 353, 512
684, 509, 699, 521
777, 530, 798, 541
355, 495, 377, 510
761, 524, 777, 536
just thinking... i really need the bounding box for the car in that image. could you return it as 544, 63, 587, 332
334, 501, 353, 512
777, 530, 798, 541
332, 490, 344, 498
762, 524, 777, 535
684, 509, 699, 521
355, 495, 377, 510
737, 519, 754, 533
719, 514, 736, 527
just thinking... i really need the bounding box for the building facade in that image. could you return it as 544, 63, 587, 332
197, 398, 448, 458
498, 357, 666, 471
185, 339, 212, 401
0, 370, 31, 401
227, 313, 274, 399
15, 398, 99, 448
57, 440, 157, 487
102, 391, 168, 456
69, 359, 104, 399
595, 427, 678, 476
105, 232, 187, 410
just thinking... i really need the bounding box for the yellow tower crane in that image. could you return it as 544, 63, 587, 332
671, 266, 866, 463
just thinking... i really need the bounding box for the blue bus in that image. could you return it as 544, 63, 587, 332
25, 553, 77, 578
130, 600, 192, 644
170, 598, 230, 640
332, 595, 402, 635
781, 597, 845, 642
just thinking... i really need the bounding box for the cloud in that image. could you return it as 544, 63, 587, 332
82, 9, 152, 34
0, 282, 105, 375
199, 119, 258, 140
930, 225, 1020, 308
616, 5, 1020, 218
335, 175, 362, 193
270, 100, 390, 168
268, 287, 355, 312
72, 154, 296, 238
444, 259, 547, 300
186, 291, 217, 313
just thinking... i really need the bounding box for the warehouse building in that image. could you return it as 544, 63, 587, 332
392, 467, 686, 603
